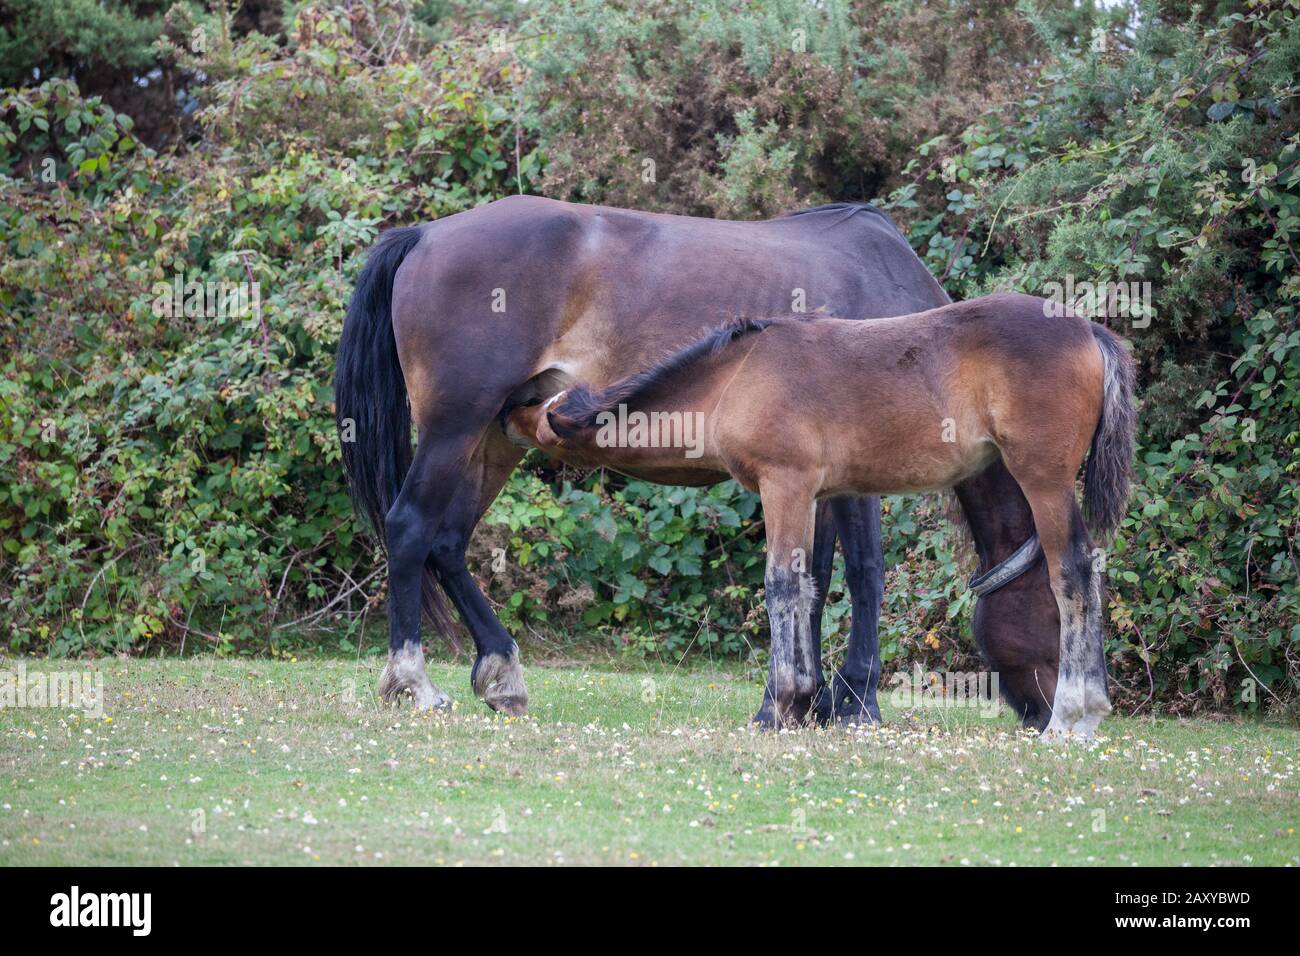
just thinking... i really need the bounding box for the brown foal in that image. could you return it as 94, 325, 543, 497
507, 292, 1136, 737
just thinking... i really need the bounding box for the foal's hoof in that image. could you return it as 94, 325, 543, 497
752, 698, 816, 730
1040, 681, 1109, 740
1041, 714, 1097, 741
751, 703, 778, 731
752, 712, 804, 731
1041, 724, 1089, 743
415, 687, 454, 712
754, 681, 827, 730
472, 646, 529, 717
1042, 702, 1084, 740
1041, 709, 1107, 741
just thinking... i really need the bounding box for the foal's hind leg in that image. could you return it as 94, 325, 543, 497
756, 472, 821, 728
1070, 546, 1111, 737
753, 501, 835, 728
1010, 483, 1111, 738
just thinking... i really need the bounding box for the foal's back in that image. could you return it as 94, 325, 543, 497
712, 293, 1105, 497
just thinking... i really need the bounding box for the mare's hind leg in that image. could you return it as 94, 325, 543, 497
379, 430, 482, 711
428, 427, 529, 716
757, 472, 821, 728
828, 496, 884, 725
754, 501, 835, 728
381, 419, 527, 715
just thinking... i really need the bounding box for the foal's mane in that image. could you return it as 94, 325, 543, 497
548, 317, 779, 437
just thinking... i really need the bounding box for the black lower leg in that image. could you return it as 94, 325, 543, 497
806, 510, 836, 724
430, 533, 518, 663
425, 478, 527, 714
829, 496, 884, 723
386, 499, 433, 655
380, 474, 454, 708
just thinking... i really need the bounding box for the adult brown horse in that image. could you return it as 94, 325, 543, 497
335, 196, 1065, 726
514, 296, 1135, 735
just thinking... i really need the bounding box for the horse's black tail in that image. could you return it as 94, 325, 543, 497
1083, 325, 1137, 542
335, 226, 455, 634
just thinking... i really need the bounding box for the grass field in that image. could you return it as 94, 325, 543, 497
1, 656, 1296, 866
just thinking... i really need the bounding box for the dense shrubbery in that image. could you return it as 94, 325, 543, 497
2, 1, 1296, 716
522, 0, 1066, 215
470, 467, 964, 669
1, 5, 533, 654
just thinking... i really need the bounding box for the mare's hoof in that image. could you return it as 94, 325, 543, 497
829, 674, 881, 727
473, 646, 529, 717
378, 647, 452, 711
752, 705, 778, 731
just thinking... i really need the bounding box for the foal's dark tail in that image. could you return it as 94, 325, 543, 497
1083, 325, 1137, 542
334, 226, 453, 632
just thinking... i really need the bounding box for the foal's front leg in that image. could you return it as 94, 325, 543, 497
756, 474, 821, 728
753, 501, 836, 727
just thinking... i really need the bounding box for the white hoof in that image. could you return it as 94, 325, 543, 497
1041, 717, 1072, 741
1070, 711, 1104, 738
410, 683, 453, 712
1041, 711, 1101, 741
378, 644, 452, 711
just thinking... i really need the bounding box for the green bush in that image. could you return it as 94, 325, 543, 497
1, 5, 535, 654
521, 0, 1057, 216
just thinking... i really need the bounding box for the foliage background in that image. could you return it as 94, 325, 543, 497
2, 0, 1296, 717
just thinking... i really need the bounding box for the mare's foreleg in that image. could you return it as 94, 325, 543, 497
828, 496, 884, 725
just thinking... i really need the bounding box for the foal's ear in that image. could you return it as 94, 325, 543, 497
546, 411, 576, 440
544, 389, 578, 439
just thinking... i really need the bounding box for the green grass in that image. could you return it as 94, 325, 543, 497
1, 656, 1296, 866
